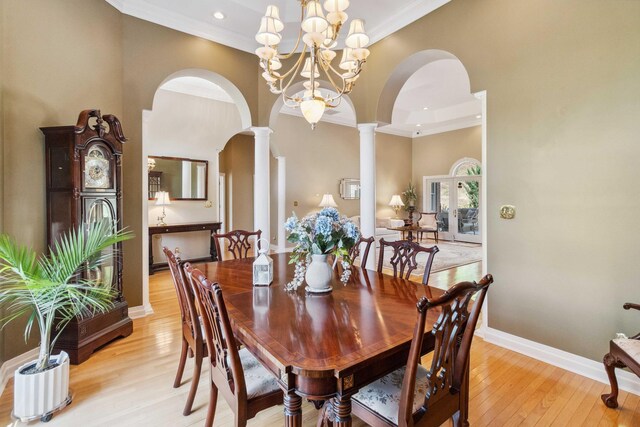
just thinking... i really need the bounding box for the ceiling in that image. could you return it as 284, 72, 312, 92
159, 76, 234, 103
105, 0, 450, 53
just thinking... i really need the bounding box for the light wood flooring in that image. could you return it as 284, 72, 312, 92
1, 261, 638, 426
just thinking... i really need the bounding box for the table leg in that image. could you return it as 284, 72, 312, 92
331, 394, 352, 427
284, 389, 302, 427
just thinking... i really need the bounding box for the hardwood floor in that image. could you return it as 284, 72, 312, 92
1, 261, 637, 426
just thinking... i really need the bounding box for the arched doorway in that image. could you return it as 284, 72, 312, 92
140, 69, 251, 314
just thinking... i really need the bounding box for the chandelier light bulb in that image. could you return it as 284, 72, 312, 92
345, 18, 369, 48
300, 99, 326, 127
351, 47, 370, 61
301, 1, 329, 34
320, 49, 337, 62
255, 46, 276, 60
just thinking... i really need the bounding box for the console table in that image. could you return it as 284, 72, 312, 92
149, 222, 221, 274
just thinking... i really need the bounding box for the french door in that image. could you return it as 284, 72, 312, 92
423, 176, 481, 243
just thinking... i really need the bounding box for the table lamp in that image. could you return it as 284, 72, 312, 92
319, 193, 338, 208
389, 195, 405, 218
155, 191, 171, 226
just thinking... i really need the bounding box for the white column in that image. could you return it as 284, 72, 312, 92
252, 127, 272, 251
277, 156, 286, 252
358, 123, 377, 270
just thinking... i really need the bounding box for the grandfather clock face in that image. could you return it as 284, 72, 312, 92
84, 146, 111, 189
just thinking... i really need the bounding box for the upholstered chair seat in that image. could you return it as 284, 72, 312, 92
353, 365, 429, 425
612, 338, 640, 362
236, 348, 281, 399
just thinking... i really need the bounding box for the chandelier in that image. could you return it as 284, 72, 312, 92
255, 1, 370, 129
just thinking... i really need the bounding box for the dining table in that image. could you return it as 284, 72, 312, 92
197, 252, 450, 427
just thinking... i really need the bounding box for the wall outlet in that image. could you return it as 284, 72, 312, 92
293, 200, 299, 207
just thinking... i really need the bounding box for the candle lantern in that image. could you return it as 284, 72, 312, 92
252, 238, 273, 286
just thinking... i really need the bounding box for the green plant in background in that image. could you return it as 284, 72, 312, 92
0, 222, 133, 372
402, 182, 418, 210
462, 165, 481, 208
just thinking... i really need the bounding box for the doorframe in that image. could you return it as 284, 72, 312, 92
218, 173, 226, 233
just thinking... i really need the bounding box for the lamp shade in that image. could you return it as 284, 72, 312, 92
301, 1, 328, 34
256, 16, 282, 46
319, 193, 338, 208
300, 57, 320, 78
339, 47, 356, 71
323, 0, 349, 12
300, 99, 326, 125
388, 194, 404, 208
265, 5, 284, 32
345, 18, 369, 48
155, 191, 171, 206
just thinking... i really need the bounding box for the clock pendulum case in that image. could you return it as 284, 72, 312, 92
41, 109, 133, 364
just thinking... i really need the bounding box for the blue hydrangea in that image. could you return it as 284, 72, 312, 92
343, 221, 360, 240
314, 215, 333, 238
284, 215, 298, 232
318, 207, 339, 221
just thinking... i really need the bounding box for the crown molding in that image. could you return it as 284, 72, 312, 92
367, 0, 451, 45
411, 117, 481, 138
105, 0, 257, 52
375, 126, 414, 138
106, 0, 451, 54
278, 109, 357, 129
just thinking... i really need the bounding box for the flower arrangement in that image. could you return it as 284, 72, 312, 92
284, 207, 361, 290
402, 181, 418, 210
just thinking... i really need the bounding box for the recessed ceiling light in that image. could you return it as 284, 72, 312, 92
423, 107, 429, 110
476, 115, 482, 119
416, 124, 422, 127
213, 11, 225, 20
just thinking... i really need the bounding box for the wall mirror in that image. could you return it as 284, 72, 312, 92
148, 156, 208, 200
340, 178, 360, 200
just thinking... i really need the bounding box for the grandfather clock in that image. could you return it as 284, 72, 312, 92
41, 109, 133, 364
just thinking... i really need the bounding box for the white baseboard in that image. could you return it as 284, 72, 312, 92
484, 327, 640, 397
0, 348, 38, 397
128, 303, 154, 319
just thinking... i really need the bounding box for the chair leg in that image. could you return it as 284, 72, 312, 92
173, 338, 188, 388
601, 353, 621, 408
183, 347, 203, 415
205, 383, 219, 427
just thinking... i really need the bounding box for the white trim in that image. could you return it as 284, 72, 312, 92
477, 90, 489, 335
279, 108, 356, 129
412, 118, 482, 138
128, 304, 155, 319
106, 0, 450, 54
375, 126, 414, 138
449, 156, 481, 177
484, 327, 640, 397
0, 348, 38, 396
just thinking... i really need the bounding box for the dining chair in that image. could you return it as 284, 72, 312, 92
213, 229, 262, 260
349, 236, 375, 268
340, 274, 494, 427
377, 239, 439, 286
601, 302, 640, 408
184, 263, 283, 427
163, 247, 207, 416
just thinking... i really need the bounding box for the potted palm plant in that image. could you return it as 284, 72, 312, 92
0, 221, 132, 422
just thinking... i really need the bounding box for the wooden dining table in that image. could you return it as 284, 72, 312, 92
198, 253, 448, 427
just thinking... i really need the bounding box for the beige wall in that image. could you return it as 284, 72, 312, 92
376, 132, 413, 219
347, 0, 640, 361
272, 114, 361, 220
412, 126, 481, 207
219, 134, 255, 234
1, 0, 124, 361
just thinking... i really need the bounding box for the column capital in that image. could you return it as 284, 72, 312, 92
251, 126, 273, 137
357, 123, 378, 133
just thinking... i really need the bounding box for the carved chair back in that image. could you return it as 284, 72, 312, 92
164, 247, 201, 342
184, 264, 247, 406
214, 229, 262, 260
349, 236, 375, 267
377, 239, 440, 285
399, 274, 493, 427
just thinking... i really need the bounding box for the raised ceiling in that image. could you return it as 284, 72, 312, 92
105, 0, 450, 53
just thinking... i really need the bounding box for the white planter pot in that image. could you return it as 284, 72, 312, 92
14, 351, 70, 421
305, 254, 333, 291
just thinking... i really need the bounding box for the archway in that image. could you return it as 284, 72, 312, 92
139, 69, 251, 315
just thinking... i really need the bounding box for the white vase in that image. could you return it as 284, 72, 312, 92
13, 351, 71, 421
305, 254, 333, 291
